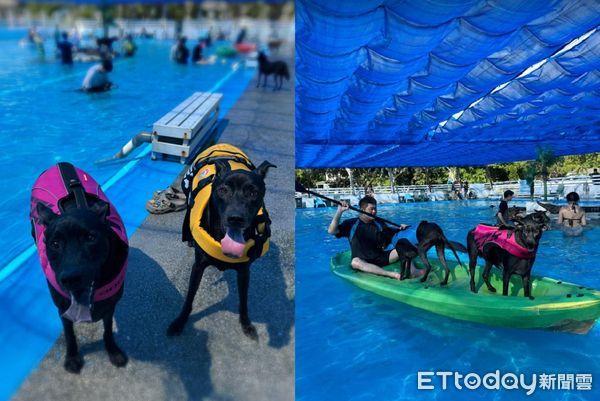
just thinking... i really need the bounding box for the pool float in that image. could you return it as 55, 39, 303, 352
235, 43, 256, 53
215, 45, 237, 58
331, 251, 600, 334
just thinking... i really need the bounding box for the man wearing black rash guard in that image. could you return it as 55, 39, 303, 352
328, 196, 410, 279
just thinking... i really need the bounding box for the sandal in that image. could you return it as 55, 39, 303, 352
152, 186, 186, 202
146, 193, 187, 214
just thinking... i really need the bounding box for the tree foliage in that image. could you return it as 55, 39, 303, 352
296, 153, 600, 188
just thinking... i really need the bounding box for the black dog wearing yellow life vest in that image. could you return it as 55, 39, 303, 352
167, 144, 275, 340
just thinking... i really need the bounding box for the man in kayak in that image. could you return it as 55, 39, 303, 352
328, 196, 410, 279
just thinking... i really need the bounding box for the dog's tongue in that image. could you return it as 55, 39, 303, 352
221, 229, 246, 258
62, 291, 93, 323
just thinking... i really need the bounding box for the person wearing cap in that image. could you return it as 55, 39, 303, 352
82, 59, 113, 92
558, 192, 586, 235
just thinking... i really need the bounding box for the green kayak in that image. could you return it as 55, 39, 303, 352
331, 251, 600, 334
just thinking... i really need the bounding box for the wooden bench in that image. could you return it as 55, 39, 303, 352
151, 92, 222, 163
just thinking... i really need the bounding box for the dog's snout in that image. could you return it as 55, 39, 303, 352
60, 271, 83, 289
227, 215, 245, 226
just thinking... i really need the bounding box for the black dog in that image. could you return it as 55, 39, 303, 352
34, 198, 128, 373
467, 212, 549, 299
416, 221, 466, 285
257, 52, 289, 90
394, 221, 466, 285
394, 238, 418, 281
167, 158, 276, 340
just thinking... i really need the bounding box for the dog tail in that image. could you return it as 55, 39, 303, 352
443, 236, 467, 267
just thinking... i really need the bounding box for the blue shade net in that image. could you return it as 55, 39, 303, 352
295, 0, 600, 168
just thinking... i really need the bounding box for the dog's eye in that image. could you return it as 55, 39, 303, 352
248, 190, 258, 199
50, 240, 60, 249
86, 234, 96, 242
217, 186, 230, 197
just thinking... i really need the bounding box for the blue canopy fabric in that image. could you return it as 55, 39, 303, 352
296, 0, 600, 167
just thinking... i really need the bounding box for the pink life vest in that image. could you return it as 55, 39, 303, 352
473, 224, 534, 259
30, 163, 128, 301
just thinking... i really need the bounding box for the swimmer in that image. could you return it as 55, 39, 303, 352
171, 37, 189, 64
192, 38, 204, 63
122, 34, 137, 57
558, 192, 587, 236
81, 59, 113, 93
496, 190, 514, 226
56, 32, 74, 65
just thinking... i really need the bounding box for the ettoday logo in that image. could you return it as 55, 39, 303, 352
417, 371, 593, 395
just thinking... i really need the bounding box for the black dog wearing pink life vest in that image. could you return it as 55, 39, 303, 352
30, 162, 129, 373
466, 212, 549, 299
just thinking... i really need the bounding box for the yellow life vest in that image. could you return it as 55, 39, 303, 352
182, 144, 270, 264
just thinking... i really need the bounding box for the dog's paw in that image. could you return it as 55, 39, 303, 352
108, 350, 128, 367
440, 280, 448, 286
167, 320, 185, 337
488, 286, 497, 293
64, 355, 83, 374
528, 296, 535, 301
242, 323, 258, 341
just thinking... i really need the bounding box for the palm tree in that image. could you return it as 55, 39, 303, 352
524, 162, 537, 199
536, 147, 559, 201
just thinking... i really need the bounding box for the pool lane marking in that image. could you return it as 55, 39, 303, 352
0, 62, 242, 282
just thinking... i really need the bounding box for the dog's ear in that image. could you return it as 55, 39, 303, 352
36, 203, 58, 226
90, 202, 110, 222
214, 159, 231, 177
255, 161, 277, 179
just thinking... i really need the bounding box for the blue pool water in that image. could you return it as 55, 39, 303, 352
0, 29, 252, 269
296, 200, 600, 401
0, 28, 254, 399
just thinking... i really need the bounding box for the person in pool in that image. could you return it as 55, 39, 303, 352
171, 37, 189, 64
558, 192, 586, 235
56, 32, 74, 65
496, 190, 514, 226
82, 59, 113, 92
328, 196, 412, 279
192, 38, 204, 63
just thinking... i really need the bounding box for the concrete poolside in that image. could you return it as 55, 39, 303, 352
13, 60, 294, 401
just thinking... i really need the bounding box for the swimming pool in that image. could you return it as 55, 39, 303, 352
296, 200, 600, 401
0, 28, 255, 399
